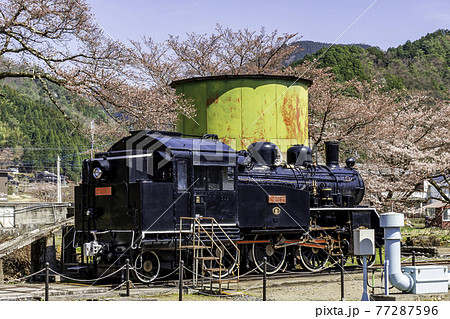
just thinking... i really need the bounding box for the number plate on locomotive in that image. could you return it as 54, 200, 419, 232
268, 195, 286, 203
95, 187, 112, 196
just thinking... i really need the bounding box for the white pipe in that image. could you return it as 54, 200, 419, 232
380, 212, 414, 292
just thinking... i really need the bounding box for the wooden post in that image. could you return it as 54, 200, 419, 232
31, 237, 47, 280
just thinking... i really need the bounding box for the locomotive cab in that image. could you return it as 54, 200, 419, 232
73, 130, 240, 277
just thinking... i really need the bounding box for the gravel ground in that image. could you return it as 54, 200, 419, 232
40, 271, 449, 301
245, 273, 450, 301
2, 255, 449, 301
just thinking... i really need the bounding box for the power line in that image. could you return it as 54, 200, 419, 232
0, 146, 90, 151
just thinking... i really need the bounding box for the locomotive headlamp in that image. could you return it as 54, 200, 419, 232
91, 159, 111, 180
93, 167, 103, 179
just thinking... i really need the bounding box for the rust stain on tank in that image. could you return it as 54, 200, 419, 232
281, 95, 300, 138
206, 94, 219, 106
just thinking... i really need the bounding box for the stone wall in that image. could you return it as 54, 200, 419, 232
0, 202, 72, 234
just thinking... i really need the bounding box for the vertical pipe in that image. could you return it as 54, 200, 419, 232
263, 257, 267, 301
179, 260, 184, 301
412, 251, 416, 266
45, 262, 49, 301
361, 256, 369, 301
381, 213, 413, 292
125, 259, 130, 297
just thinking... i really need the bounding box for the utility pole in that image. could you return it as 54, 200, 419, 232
57, 156, 61, 203
90, 120, 94, 159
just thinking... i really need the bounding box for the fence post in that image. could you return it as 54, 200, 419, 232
371, 268, 376, 294
412, 251, 416, 266
263, 257, 267, 301
45, 262, 49, 301
179, 260, 184, 301
340, 254, 345, 301
384, 259, 389, 296
125, 259, 130, 297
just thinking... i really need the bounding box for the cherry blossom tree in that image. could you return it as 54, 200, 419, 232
129, 24, 301, 128
364, 94, 450, 211
0, 0, 194, 130
132, 24, 301, 78
284, 60, 450, 212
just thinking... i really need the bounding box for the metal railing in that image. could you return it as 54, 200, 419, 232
179, 216, 240, 292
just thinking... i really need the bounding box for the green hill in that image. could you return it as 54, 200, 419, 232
293, 30, 450, 98
0, 75, 106, 180
286, 40, 372, 65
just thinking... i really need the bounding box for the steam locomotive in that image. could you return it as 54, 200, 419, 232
68, 130, 382, 282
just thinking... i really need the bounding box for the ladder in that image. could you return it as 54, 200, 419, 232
179, 216, 240, 293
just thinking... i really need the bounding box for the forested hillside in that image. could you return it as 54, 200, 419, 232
0, 78, 106, 180
294, 29, 449, 98
287, 40, 372, 64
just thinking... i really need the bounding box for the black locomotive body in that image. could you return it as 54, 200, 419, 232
69, 130, 382, 281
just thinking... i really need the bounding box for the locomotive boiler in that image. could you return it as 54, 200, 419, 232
68, 130, 382, 282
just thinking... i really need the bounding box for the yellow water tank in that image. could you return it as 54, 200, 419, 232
171, 74, 311, 152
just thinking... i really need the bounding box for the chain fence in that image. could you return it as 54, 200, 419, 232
2, 250, 438, 301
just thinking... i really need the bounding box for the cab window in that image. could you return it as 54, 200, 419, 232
208, 167, 220, 190
153, 154, 173, 181
222, 166, 234, 191
194, 166, 207, 190
177, 161, 187, 190
193, 166, 234, 191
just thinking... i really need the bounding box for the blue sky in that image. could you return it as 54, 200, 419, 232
87, 0, 449, 50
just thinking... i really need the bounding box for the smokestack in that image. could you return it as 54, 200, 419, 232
325, 141, 340, 167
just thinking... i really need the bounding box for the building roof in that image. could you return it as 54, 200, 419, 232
423, 201, 448, 209
428, 174, 449, 186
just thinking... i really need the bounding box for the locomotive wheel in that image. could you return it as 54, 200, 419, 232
133, 250, 160, 283
251, 235, 286, 275
298, 227, 330, 272
298, 246, 329, 272
211, 245, 239, 278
